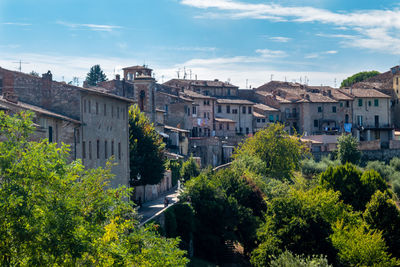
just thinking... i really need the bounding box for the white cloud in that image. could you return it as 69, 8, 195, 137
157, 46, 217, 52
255, 49, 287, 58
2, 22, 31, 26
181, 0, 400, 55
304, 50, 338, 59
269, 36, 291, 43
57, 21, 122, 32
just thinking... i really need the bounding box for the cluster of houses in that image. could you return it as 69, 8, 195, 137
1, 64, 400, 192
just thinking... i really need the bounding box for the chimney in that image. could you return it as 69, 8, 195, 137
116, 74, 120, 80
327, 89, 332, 96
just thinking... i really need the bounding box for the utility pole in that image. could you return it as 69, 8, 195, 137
13, 60, 29, 72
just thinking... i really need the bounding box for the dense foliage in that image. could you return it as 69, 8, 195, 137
340, 70, 380, 88
0, 111, 188, 266
233, 123, 307, 180
129, 105, 165, 186
85, 64, 107, 86
177, 124, 400, 266
180, 156, 200, 182
337, 134, 361, 164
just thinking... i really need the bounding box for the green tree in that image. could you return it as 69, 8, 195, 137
337, 134, 361, 164
129, 105, 165, 186
320, 164, 388, 210
330, 220, 399, 266
85, 64, 108, 86
0, 111, 188, 266
270, 251, 331, 267
340, 70, 380, 88
363, 190, 400, 258
180, 156, 200, 182
233, 123, 307, 180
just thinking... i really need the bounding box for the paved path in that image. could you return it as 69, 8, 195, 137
138, 186, 179, 224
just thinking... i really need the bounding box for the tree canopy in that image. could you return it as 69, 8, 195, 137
129, 104, 165, 186
337, 134, 361, 165
0, 111, 188, 266
233, 123, 307, 180
340, 70, 380, 88
85, 64, 108, 86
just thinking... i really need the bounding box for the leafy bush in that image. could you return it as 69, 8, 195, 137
180, 156, 200, 183
301, 157, 340, 177
337, 134, 361, 165
390, 157, 400, 172
365, 160, 394, 182
270, 251, 331, 267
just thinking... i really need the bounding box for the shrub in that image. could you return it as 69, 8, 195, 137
270, 251, 331, 267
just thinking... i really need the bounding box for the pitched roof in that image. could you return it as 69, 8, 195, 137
253, 112, 266, 118
253, 103, 279, 112
164, 78, 238, 88
216, 98, 254, 105
339, 88, 391, 98
0, 96, 81, 124
256, 80, 303, 92
181, 90, 215, 99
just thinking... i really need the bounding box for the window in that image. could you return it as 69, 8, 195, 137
346, 101, 349, 107
242, 106, 246, 114
192, 106, 197, 115
345, 114, 349, 123
204, 112, 206, 118
104, 141, 108, 159
104, 103, 107, 116
122, 108, 125, 120
314, 120, 318, 127
48, 126, 53, 142
207, 112, 210, 119
118, 143, 121, 160
226, 105, 231, 113
227, 123, 230, 130
368, 100, 372, 106
227, 88, 231, 96
317, 106, 322, 113
165, 105, 169, 114
89, 141, 92, 160
374, 99, 379, 107
246, 127, 249, 134
219, 123, 223, 130
357, 115, 363, 126
97, 140, 100, 159
111, 141, 114, 156
358, 99, 363, 107
240, 127, 242, 133
88, 100, 91, 113
76, 129, 80, 144
340, 102, 343, 107
217, 105, 222, 113
269, 115, 274, 122
96, 102, 99, 114
257, 118, 260, 123
84, 100, 87, 113
262, 118, 266, 123
82, 141, 86, 159
332, 106, 336, 113
117, 107, 120, 119
232, 109, 238, 114
248, 107, 252, 114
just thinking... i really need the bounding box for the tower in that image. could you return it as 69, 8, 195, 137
123, 65, 156, 123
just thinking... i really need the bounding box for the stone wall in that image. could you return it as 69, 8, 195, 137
133, 171, 172, 202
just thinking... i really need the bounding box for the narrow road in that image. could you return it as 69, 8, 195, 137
138, 186, 179, 224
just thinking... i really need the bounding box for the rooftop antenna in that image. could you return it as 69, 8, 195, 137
183, 67, 187, 79
195, 74, 197, 80
189, 69, 192, 80
176, 68, 180, 79
285, 76, 287, 82
246, 79, 248, 89
334, 78, 337, 88
300, 77, 302, 84
270, 74, 274, 81
13, 60, 29, 72
161, 75, 165, 83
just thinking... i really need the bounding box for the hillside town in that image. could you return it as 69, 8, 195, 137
2, 65, 400, 188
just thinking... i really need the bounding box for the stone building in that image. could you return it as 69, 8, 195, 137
253, 103, 280, 132
215, 98, 255, 135
339, 88, 393, 146
163, 78, 239, 97
0, 67, 132, 188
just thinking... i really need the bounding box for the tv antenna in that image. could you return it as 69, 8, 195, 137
176, 68, 180, 79
13, 60, 29, 72
270, 74, 274, 81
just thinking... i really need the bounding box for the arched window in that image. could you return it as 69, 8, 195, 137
139, 90, 145, 111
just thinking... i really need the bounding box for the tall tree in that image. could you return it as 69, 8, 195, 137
233, 123, 307, 180
337, 134, 361, 165
0, 111, 188, 266
85, 64, 108, 86
129, 105, 165, 186
340, 71, 380, 88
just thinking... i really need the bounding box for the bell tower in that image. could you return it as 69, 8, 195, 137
123, 65, 156, 123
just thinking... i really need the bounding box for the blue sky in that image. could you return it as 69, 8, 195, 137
1, 0, 400, 88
